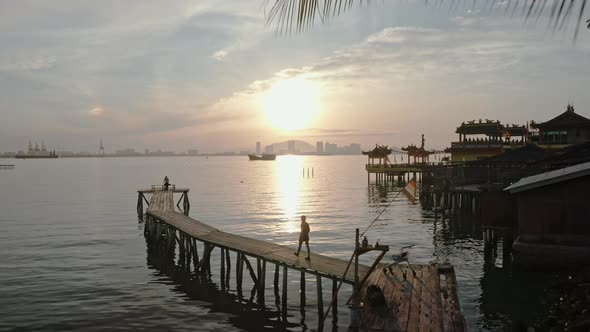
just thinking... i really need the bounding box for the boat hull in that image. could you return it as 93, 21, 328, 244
15, 155, 59, 159
248, 154, 276, 161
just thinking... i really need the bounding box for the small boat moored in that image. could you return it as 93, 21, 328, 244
248, 154, 276, 161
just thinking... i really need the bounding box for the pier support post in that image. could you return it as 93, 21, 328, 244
300, 271, 306, 319
192, 238, 199, 271
242, 255, 258, 301
274, 264, 280, 315
354, 228, 359, 285
316, 275, 324, 331
137, 193, 143, 220
225, 249, 231, 290
331, 278, 338, 328
236, 252, 243, 300
258, 259, 266, 306
282, 266, 288, 320
221, 248, 226, 292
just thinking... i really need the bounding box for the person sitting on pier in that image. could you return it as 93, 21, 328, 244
163, 176, 170, 190
294, 215, 311, 260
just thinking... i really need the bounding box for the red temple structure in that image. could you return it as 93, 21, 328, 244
401, 134, 435, 164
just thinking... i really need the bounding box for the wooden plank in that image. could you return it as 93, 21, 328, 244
397, 266, 415, 331
420, 265, 442, 332
439, 273, 453, 332
406, 265, 423, 332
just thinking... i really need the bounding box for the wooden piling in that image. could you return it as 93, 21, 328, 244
225, 249, 231, 290
300, 270, 306, 317
316, 275, 324, 331
221, 248, 226, 291
274, 264, 281, 315
282, 266, 288, 320
331, 278, 338, 327
236, 252, 243, 300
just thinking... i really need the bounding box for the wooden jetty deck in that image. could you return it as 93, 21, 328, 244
137, 185, 464, 331
348, 264, 464, 332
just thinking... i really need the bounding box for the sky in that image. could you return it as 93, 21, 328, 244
1, 0, 589, 153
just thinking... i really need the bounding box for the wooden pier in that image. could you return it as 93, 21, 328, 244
348, 264, 464, 332
137, 184, 464, 331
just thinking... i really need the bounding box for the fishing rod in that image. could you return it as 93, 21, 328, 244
320, 187, 406, 326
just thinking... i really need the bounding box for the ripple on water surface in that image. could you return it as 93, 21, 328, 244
0, 156, 559, 331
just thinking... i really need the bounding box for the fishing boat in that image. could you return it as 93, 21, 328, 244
248, 154, 276, 161
15, 142, 59, 159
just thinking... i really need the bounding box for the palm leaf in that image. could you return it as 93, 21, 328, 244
266, 0, 588, 37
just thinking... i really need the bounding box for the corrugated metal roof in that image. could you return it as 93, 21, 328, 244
505, 161, 590, 194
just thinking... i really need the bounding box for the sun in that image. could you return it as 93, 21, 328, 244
262, 78, 320, 131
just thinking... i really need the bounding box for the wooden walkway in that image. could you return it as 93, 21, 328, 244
145, 191, 370, 283
138, 187, 464, 332
348, 264, 464, 332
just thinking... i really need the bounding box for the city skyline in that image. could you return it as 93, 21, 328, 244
1, 138, 366, 156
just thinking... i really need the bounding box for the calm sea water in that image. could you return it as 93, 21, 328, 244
0, 156, 555, 331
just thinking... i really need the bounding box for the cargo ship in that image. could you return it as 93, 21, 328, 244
15, 142, 59, 159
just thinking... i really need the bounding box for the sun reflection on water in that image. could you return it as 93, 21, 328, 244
275, 155, 304, 234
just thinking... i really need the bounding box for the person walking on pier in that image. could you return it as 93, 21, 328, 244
294, 215, 311, 260
163, 176, 170, 190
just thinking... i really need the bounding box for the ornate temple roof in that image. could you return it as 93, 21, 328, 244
362, 144, 392, 157
456, 120, 503, 135
401, 134, 435, 157
456, 119, 528, 137
531, 105, 590, 129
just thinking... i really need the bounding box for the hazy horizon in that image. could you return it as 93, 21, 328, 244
1, 1, 589, 153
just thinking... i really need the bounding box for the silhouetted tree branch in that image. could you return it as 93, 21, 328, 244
266, 0, 588, 38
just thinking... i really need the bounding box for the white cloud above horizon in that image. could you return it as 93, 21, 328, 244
0, 1, 589, 153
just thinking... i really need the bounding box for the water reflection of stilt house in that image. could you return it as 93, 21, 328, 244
445, 120, 528, 162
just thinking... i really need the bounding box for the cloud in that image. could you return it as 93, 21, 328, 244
210, 49, 228, 60
284, 128, 399, 139
88, 106, 107, 116
0, 55, 56, 72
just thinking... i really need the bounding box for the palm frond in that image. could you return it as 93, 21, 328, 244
265, 0, 588, 37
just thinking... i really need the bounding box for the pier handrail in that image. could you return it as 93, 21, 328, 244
151, 184, 176, 190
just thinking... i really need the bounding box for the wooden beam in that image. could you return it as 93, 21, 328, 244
300, 271, 306, 319
259, 260, 266, 306
236, 252, 243, 300
332, 278, 338, 327
316, 275, 324, 331
273, 264, 280, 310
221, 248, 226, 292
282, 265, 288, 320
225, 249, 231, 291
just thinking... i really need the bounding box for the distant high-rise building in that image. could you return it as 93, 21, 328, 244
287, 140, 295, 154
316, 141, 324, 154
325, 142, 338, 154
188, 149, 199, 156
265, 145, 274, 154
99, 139, 105, 155
256, 141, 261, 155
349, 143, 361, 155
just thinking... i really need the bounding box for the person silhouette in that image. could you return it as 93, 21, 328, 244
163, 176, 170, 190
294, 215, 311, 260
